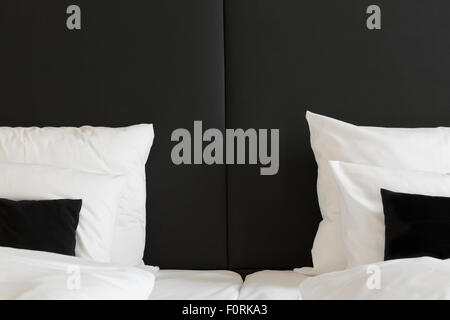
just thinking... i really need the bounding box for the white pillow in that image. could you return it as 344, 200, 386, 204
0, 125, 154, 265
305, 111, 450, 274
0, 162, 124, 262
330, 161, 450, 268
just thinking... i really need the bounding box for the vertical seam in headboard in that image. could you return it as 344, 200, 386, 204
221, 0, 230, 270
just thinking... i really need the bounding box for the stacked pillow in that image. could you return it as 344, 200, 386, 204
330, 161, 450, 268
302, 111, 450, 274
0, 125, 154, 265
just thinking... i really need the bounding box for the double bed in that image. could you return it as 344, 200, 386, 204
2, 112, 449, 300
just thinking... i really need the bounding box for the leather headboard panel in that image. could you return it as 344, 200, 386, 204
224, 0, 450, 270
1, 0, 227, 269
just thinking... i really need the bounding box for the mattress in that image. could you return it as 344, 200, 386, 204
148, 270, 243, 300
239, 270, 309, 300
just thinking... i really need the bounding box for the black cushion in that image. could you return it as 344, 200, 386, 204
0, 198, 81, 256
381, 188, 450, 261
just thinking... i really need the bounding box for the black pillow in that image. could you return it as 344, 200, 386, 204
381, 188, 450, 261
0, 198, 81, 256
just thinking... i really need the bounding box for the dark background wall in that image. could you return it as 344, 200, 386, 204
2, 1, 450, 271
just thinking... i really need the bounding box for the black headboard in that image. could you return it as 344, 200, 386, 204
2, 0, 227, 270
3, 0, 450, 272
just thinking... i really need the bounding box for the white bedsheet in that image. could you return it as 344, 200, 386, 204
0, 247, 156, 300
239, 270, 309, 300
148, 270, 242, 300
299, 257, 450, 300
12, 247, 446, 300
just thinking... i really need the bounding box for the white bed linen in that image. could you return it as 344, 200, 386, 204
0, 124, 154, 266
305, 111, 450, 274
0, 247, 156, 300
0, 162, 124, 263
148, 270, 242, 300
329, 161, 450, 268
239, 270, 309, 300
299, 257, 450, 300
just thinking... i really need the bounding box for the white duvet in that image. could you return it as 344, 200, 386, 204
299, 257, 450, 300
0, 247, 156, 300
